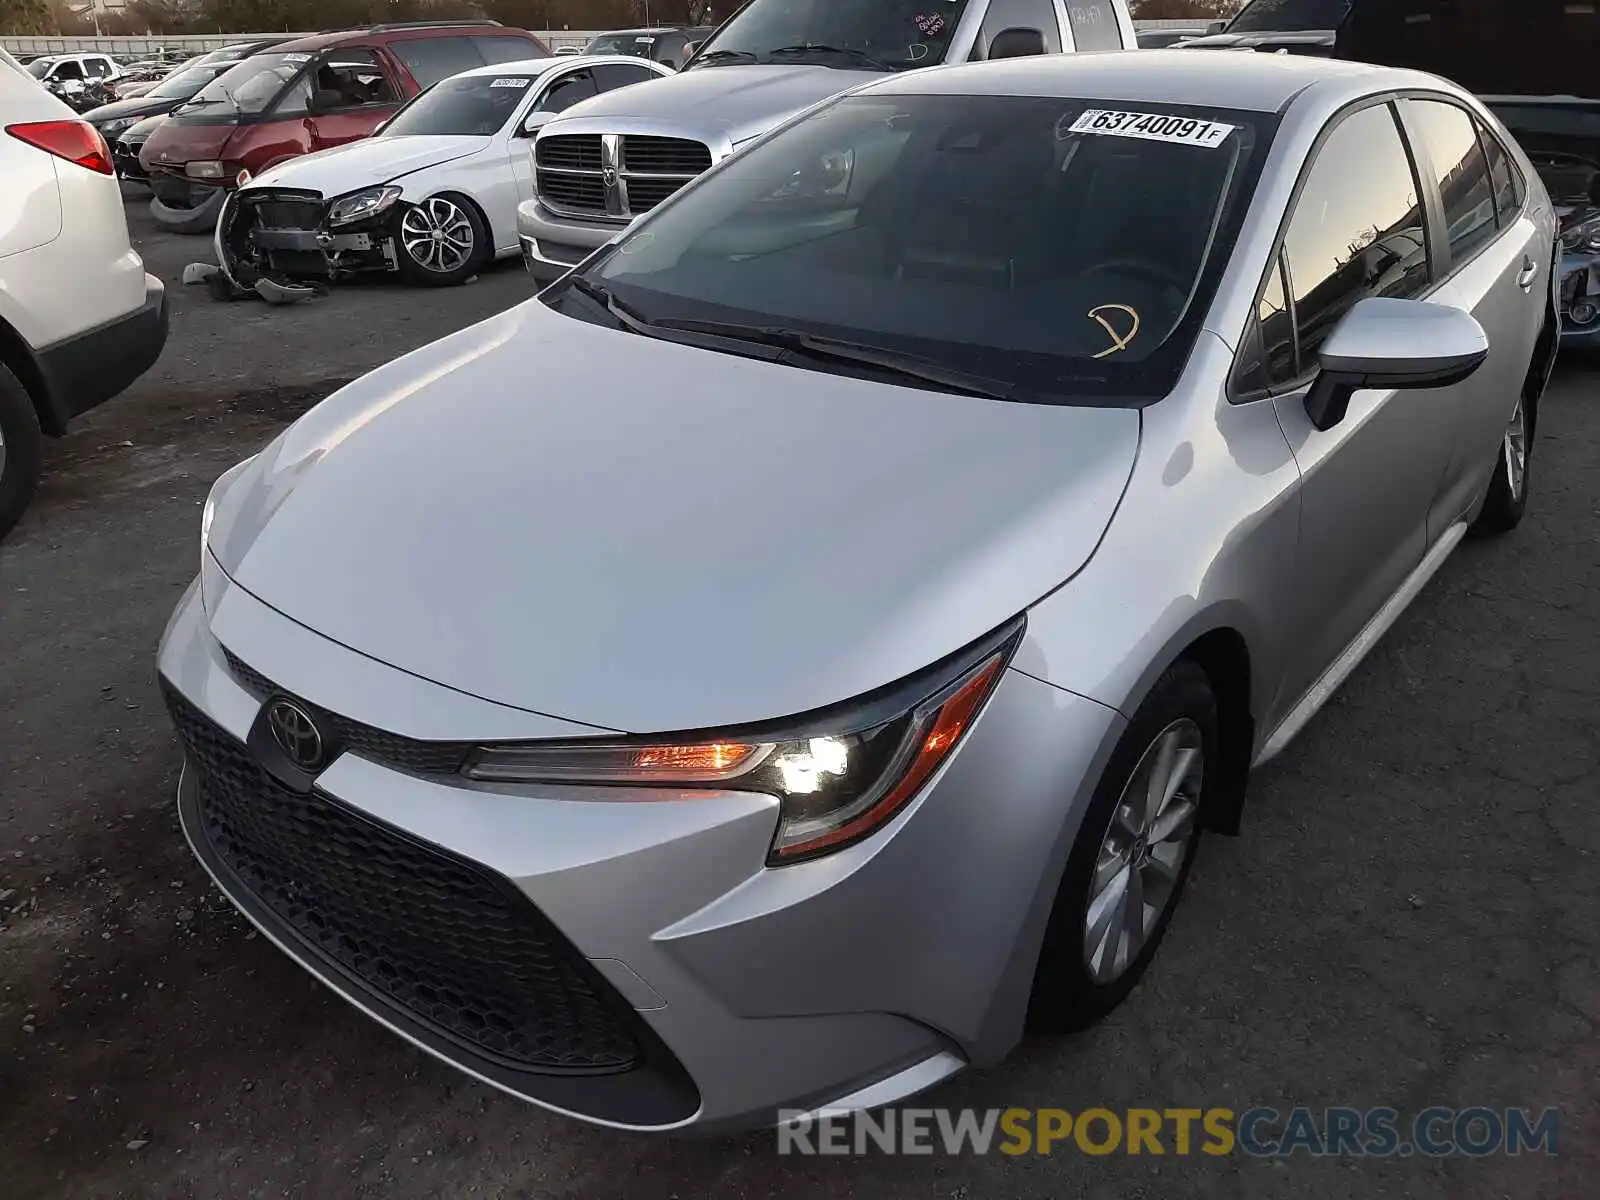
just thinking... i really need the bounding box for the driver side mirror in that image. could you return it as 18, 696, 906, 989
1304, 298, 1488, 431
520, 109, 556, 137
988, 27, 1046, 60
1205, 20, 1228, 35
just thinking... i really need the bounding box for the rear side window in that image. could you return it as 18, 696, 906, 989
474, 36, 546, 66
1067, 1, 1126, 50
1404, 99, 1498, 266
592, 63, 663, 91
534, 68, 598, 114
977, 0, 1063, 55
391, 36, 486, 88
310, 49, 398, 109
1478, 121, 1523, 226
1270, 103, 1430, 380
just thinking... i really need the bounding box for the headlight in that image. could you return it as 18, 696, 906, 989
767, 148, 854, 202
465, 623, 1020, 865
1561, 210, 1600, 253
99, 116, 136, 136
327, 185, 403, 227
186, 159, 226, 179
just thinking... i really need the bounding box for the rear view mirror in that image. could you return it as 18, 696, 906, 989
520, 109, 555, 137
988, 27, 1047, 60
1305, 298, 1488, 431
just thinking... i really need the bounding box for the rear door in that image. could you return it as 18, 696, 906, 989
1398, 96, 1550, 538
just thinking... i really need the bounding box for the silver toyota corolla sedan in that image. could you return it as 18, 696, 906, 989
160, 51, 1559, 1133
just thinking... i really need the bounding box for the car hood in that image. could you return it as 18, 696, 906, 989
248, 135, 491, 196
547, 64, 882, 144
139, 114, 232, 170
85, 94, 176, 123
207, 300, 1141, 734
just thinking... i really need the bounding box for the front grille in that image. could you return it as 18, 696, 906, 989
620, 136, 712, 176
536, 170, 607, 213
250, 198, 325, 231
164, 684, 642, 1074
535, 132, 713, 219
622, 176, 689, 214
536, 134, 604, 172
221, 648, 473, 776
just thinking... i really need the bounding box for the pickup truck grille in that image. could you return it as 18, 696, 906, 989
535, 132, 713, 220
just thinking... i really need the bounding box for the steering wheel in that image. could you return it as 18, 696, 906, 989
1076, 258, 1188, 296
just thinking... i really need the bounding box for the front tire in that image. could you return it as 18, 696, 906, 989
0, 362, 44, 543
1471, 392, 1532, 536
395, 196, 490, 288
1027, 662, 1218, 1033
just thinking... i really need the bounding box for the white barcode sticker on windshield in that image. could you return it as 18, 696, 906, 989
490, 77, 531, 88
1065, 109, 1236, 149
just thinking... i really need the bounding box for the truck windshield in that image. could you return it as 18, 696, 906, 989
1226, 0, 1350, 33
686, 0, 971, 71
569, 93, 1273, 404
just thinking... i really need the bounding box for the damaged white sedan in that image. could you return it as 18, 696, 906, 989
214, 55, 672, 289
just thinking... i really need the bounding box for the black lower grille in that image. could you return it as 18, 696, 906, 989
164, 683, 641, 1074
623, 176, 689, 214
537, 170, 607, 213
221, 648, 472, 776
251, 199, 325, 231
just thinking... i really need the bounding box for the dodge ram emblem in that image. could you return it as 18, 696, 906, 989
602, 165, 618, 187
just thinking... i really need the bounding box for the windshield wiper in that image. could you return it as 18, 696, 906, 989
651, 317, 1015, 399
686, 48, 759, 67
764, 44, 894, 71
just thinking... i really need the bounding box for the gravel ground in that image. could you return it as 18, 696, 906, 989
2, 199, 1598, 1200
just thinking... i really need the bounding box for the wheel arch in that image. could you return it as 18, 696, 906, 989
0, 315, 60, 436
1178, 627, 1255, 836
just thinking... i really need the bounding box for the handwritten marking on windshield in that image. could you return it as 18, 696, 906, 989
1088, 304, 1141, 358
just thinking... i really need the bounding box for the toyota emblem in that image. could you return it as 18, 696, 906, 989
266, 699, 325, 771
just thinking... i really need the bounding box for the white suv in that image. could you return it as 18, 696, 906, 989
0, 48, 168, 540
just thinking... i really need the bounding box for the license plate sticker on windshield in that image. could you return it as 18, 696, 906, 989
490, 77, 531, 88
1064, 109, 1236, 149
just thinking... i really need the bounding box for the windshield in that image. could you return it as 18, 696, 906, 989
181, 52, 310, 114
566, 93, 1272, 402
27, 58, 53, 79
585, 33, 659, 58
148, 65, 224, 100
383, 73, 537, 136
1226, 0, 1350, 33
687, 0, 971, 71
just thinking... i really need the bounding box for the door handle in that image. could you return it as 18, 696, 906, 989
1517, 256, 1539, 291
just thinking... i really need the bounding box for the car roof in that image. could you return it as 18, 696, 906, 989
271, 24, 530, 54
865, 50, 1444, 114
451, 56, 558, 78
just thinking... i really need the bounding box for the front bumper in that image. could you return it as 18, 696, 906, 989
516, 198, 626, 282
113, 138, 150, 182
35, 275, 167, 428
1559, 251, 1600, 345
157, 565, 1121, 1131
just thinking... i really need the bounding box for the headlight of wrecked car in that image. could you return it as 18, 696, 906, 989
1561, 211, 1600, 253
465, 622, 1020, 865
327, 185, 403, 227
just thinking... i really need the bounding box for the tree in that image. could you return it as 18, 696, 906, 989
1, 0, 52, 34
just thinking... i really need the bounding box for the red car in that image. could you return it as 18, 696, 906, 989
140, 21, 548, 232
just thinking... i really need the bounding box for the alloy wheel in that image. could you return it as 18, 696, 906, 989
1504, 397, 1528, 501
1083, 718, 1204, 985
400, 198, 474, 275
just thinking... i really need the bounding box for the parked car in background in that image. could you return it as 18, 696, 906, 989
216, 56, 672, 289
86, 42, 299, 162
138, 21, 549, 233
1183, 0, 1599, 346
518, 0, 1139, 281
582, 25, 719, 70
25, 51, 122, 90
1136, 26, 1207, 48
111, 112, 167, 184
0, 47, 168, 540
162, 50, 1557, 1135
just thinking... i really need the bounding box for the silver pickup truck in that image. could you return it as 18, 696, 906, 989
517, 0, 1138, 281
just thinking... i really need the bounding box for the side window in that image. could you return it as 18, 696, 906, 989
391, 36, 486, 89
1477, 120, 1523, 227
534, 68, 598, 114
593, 63, 663, 92
473, 36, 545, 67
52, 60, 85, 81
1404, 99, 1498, 266
311, 48, 398, 110
973, 0, 1064, 57
86, 57, 113, 78
1278, 103, 1431, 374
1066, 0, 1126, 51
274, 71, 315, 116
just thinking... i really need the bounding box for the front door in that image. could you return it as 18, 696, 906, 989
1264, 100, 1465, 712
304, 48, 402, 153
